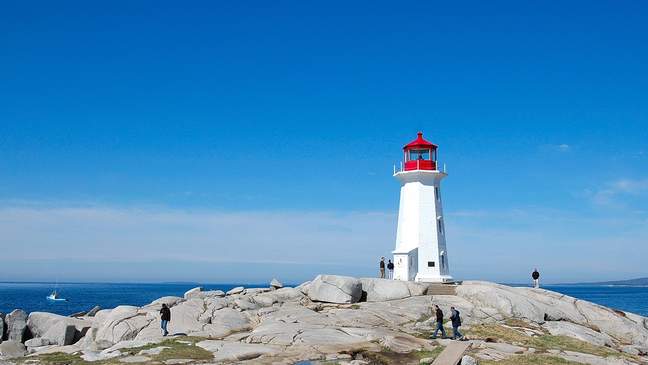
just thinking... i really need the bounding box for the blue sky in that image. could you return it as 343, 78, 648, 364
1, 1, 647, 283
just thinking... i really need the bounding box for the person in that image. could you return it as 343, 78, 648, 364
450, 306, 464, 340
387, 259, 394, 279
532, 268, 540, 288
430, 305, 446, 339
160, 303, 171, 336
379, 257, 385, 279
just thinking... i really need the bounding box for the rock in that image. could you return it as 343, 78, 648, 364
200, 290, 226, 298
25, 338, 52, 347
621, 345, 640, 356
94, 306, 155, 344
0, 312, 5, 342
27, 312, 91, 345
196, 340, 283, 362
227, 287, 245, 295
270, 278, 283, 289
146, 296, 184, 309
0, 340, 26, 359
69, 311, 87, 318
542, 321, 615, 347
461, 355, 478, 365
86, 306, 102, 317
457, 281, 648, 346
559, 350, 633, 365
296, 281, 311, 295
243, 288, 271, 295
183, 287, 202, 299
234, 297, 259, 311
307, 275, 362, 304
420, 357, 434, 364
359, 278, 427, 302
5, 310, 28, 342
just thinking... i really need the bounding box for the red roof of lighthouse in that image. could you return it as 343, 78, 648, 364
403, 132, 438, 149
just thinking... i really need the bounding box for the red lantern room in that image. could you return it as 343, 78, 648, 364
403, 132, 438, 171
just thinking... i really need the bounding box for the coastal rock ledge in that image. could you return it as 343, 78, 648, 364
0, 276, 647, 365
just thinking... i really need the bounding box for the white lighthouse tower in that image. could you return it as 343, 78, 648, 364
393, 132, 452, 283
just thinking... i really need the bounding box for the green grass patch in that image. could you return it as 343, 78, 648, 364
465, 324, 638, 362
25, 352, 86, 365
21, 337, 213, 365
122, 338, 213, 362
412, 346, 444, 361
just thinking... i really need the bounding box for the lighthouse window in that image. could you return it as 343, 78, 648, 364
435, 187, 440, 201
409, 149, 430, 161
428, 261, 435, 267
437, 218, 444, 235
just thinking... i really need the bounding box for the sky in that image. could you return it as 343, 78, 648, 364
1, 1, 647, 284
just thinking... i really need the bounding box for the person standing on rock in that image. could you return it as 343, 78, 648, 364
387, 259, 394, 279
379, 257, 386, 279
160, 303, 171, 336
532, 268, 540, 288
431, 305, 447, 339
450, 307, 464, 340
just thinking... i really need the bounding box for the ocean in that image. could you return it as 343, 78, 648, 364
1, 282, 647, 317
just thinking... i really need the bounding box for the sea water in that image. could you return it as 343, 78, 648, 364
1, 282, 647, 317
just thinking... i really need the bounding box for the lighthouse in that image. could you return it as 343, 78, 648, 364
393, 132, 452, 283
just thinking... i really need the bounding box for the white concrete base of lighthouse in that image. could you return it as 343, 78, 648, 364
393, 248, 453, 283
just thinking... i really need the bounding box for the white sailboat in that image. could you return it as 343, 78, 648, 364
46, 282, 67, 301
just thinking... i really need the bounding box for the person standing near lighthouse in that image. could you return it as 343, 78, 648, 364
532, 268, 540, 288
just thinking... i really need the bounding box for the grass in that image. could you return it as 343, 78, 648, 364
118, 337, 213, 362
412, 347, 444, 362
465, 324, 639, 362
19, 337, 214, 365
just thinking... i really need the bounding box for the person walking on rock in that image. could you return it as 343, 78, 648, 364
431, 305, 447, 339
160, 303, 171, 336
450, 306, 464, 340
387, 259, 394, 279
532, 268, 540, 288
379, 257, 386, 279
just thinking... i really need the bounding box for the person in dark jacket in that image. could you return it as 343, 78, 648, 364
430, 305, 446, 339
379, 257, 385, 279
450, 306, 464, 340
160, 303, 171, 336
387, 260, 394, 279
532, 269, 540, 288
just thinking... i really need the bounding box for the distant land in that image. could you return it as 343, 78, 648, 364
568, 277, 648, 286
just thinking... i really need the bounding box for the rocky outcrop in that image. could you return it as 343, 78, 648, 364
0, 340, 26, 359
93, 306, 155, 344
5, 277, 648, 365
456, 281, 648, 346
226, 287, 244, 296
183, 288, 225, 300
4, 310, 28, 343
542, 321, 616, 347
307, 275, 362, 304
359, 278, 427, 302
27, 312, 91, 346
0, 312, 5, 342
270, 278, 283, 289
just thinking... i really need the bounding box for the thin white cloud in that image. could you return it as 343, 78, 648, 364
589, 178, 648, 206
